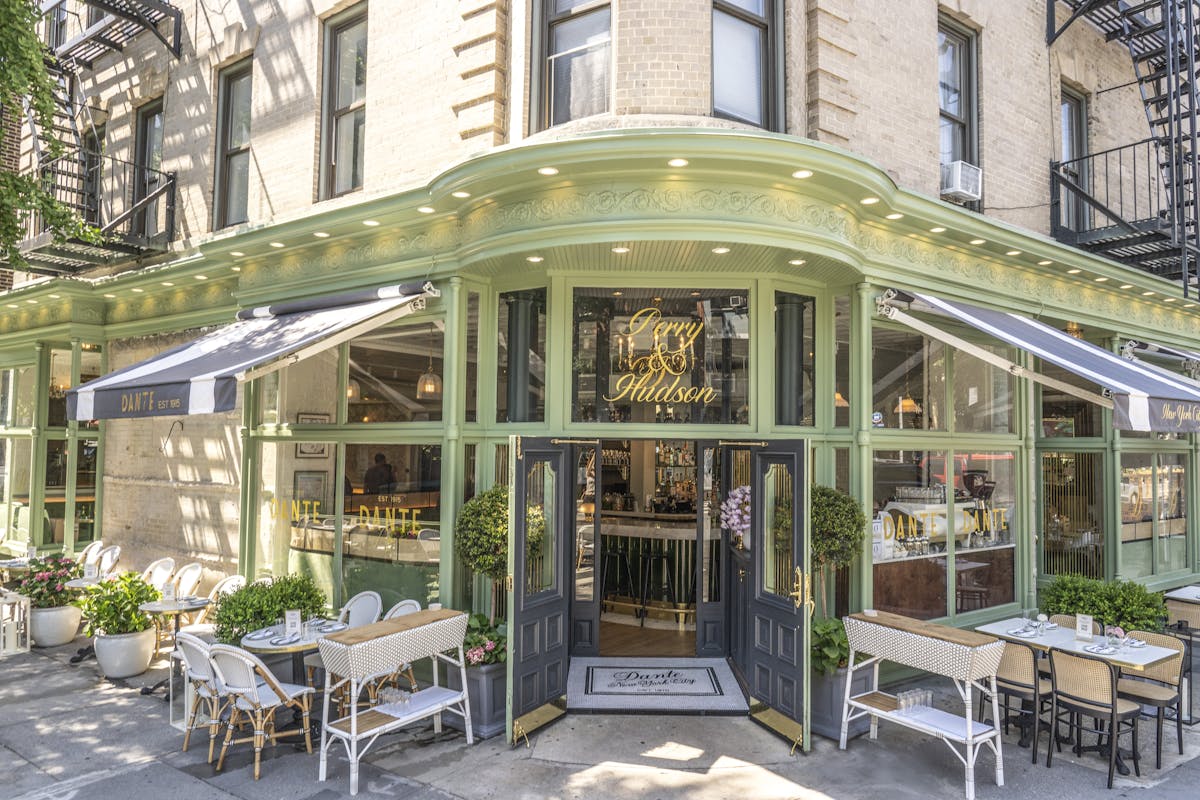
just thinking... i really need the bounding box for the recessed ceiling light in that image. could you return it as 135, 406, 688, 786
1067, 268, 1081, 274
417, 206, 435, 214
451, 190, 471, 199
613, 291, 623, 297
131, 288, 144, 293
1120, 284, 1133, 289
860, 197, 880, 205
611, 246, 630, 254
526, 255, 544, 263
26, 299, 37, 304
930, 226, 946, 233
1006, 249, 1021, 256
1037, 260, 1052, 266
362, 219, 380, 227
1186, 303, 1196, 308
537, 167, 559, 176
161, 282, 174, 287
667, 158, 689, 168
48, 293, 60, 299
1165, 297, 1178, 303
269, 242, 285, 248
102, 293, 116, 299
313, 232, 330, 238
711, 246, 730, 254
5, 303, 18, 308
195, 275, 208, 281
789, 259, 806, 266
969, 238, 986, 245
886, 213, 905, 220
1143, 291, 1156, 296
230, 251, 245, 257
231, 266, 241, 272
792, 169, 813, 179
1094, 277, 1108, 282
690, 290, 701, 296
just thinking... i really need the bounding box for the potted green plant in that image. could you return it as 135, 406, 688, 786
443, 613, 508, 739
79, 573, 161, 679
455, 485, 510, 623
808, 486, 870, 740
18, 554, 84, 647
211, 574, 326, 644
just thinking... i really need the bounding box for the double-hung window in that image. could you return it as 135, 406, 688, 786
937, 20, 977, 167
713, 1, 776, 128
323, 9, 368, 198
542, 1, 611, 129
215, 61, 252, 229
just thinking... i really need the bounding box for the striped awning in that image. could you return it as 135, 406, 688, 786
67, 282, 438, 421
878, 289, 1200, 433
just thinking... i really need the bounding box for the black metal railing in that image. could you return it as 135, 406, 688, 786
1050, 137, 1170, 245
26, 147, 176, 248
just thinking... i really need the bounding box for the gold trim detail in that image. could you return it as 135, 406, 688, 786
749, 705, 805, 756
511, 700, 566, 749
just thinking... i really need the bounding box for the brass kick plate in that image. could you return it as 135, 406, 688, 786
749, 705, 806, 756
511, 698, 567, 748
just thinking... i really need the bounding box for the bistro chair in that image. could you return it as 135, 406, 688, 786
95, 545, 121, 577
76, 540, 104, 567
979, 640, 1050, 764
1117, 630, 1185, 769
141, 557, 176, 592
304, 590, 383, 689
174, 632, 227, 763
365, 599, 423, 702
209, 644, 314, 780
1047, 647, 1141, 789
173, 562, 204, 598
180, 574, 246, 641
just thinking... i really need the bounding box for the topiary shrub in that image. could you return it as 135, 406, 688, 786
811, 485, 867, 617
212, 574, 327, 644
1041, 574, 1166, 632
456, 485, 510, 623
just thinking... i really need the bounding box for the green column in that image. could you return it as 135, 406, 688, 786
852, 283, 875, 611
440, 277, 464, 607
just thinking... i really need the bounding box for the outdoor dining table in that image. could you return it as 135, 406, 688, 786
65, 576, 104, 589
138, 597, 211, 697
240, 619, 347, 684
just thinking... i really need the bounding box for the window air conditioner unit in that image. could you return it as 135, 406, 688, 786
940, 160, 982, 202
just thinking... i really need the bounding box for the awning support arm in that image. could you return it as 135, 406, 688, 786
875, 297, 1114, 411
235, 295, 428, 383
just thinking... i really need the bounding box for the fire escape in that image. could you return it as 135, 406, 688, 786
1048, 1, 1200, 293
6, 1, 183, 275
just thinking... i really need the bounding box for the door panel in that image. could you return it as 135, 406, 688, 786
570, 443, 600, 655
507, 437, 573, 741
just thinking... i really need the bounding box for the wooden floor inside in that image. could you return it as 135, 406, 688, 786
598, 618, 696, 657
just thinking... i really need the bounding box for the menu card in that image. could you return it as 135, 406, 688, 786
162, 582, 176, 603
1075, 613, 1094, 642
285, 609, 302, 637
83, 563, 97, 580
27, 545, 37, 561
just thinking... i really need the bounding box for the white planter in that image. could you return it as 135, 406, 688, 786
29, 605, 82, 647
94, 628, 156, 679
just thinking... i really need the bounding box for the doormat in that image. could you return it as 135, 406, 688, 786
567, 657, 749, 714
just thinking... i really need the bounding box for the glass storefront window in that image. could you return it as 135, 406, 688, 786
834, 297, 850, 428
1042, 451, 1104, 579
273, 349, 340, 426
871, 449, 949, 619
348, 322, 444, 423
775, 292, 814, 426
1121, 452, 1188, 577
1158, 453, 1187, 573
466, 291, 479, 423
47, 348, 72, 428
953, 345, 1014, 434
497, 288, 547, 423
75, 439, 97, 544
1, 367, 36, 428
571, 288, 750, 424
0, 437, 34, 552
78, 345, 102, 431
952, 452, 1015, 613
1039, 361, 1102, 438
872, 328, 946, 431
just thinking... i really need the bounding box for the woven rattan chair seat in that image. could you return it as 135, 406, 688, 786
232, 680, 313, 712
1057, 694, 1140, 718
1117, 678, 1179, 705
997, 676, 1051, 697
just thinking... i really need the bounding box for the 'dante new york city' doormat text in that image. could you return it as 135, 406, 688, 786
567, 657, 749, 713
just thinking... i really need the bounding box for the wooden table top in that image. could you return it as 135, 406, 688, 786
324, 608, 464, 646
847, 610, 999, 648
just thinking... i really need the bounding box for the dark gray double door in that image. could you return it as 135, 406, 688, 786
506, 437, 811, 749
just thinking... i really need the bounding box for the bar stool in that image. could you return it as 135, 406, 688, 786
639, 545, 678, 627
599, 548, 635, 611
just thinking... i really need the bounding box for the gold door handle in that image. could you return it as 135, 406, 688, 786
737, 568, 746, 582
790, 567, 815, 617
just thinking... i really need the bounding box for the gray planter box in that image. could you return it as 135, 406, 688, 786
443, 661, 506, 740
810, 666, 872, 741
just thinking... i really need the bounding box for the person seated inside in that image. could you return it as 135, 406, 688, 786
363, 452, 396, 495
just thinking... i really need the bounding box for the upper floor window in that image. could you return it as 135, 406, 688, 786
322, 8, 367, 198
215, 61, 253, 229
87, 4, 105, 27
45, 2, 67, 50
1059, 87, 1088, 231
713, 1, 775, 128
542, 1, 611, 129
938, 20, 976, 166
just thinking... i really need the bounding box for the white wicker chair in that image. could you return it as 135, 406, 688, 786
209, 644, 315, 780
174, 632, 226, 763
95, 545, 121, 577
140, 557, 176, 592
304, 591, 383, 688
173, 562, 204, 598
180, 574, 246, 641
76, 540, 104, 567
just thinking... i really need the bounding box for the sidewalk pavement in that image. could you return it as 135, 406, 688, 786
3, 642, 1200, 800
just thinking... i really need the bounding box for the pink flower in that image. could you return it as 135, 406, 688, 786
484, 640, 496, 652
466, 646, 486, 665
55, 583, 64, 591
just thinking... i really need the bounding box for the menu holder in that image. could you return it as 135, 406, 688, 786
285, 609, 302, 637
26, 545, 37, 561
162, 582, 176, 603
1075, 613, 1094, 642
83, 563, 97, 580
